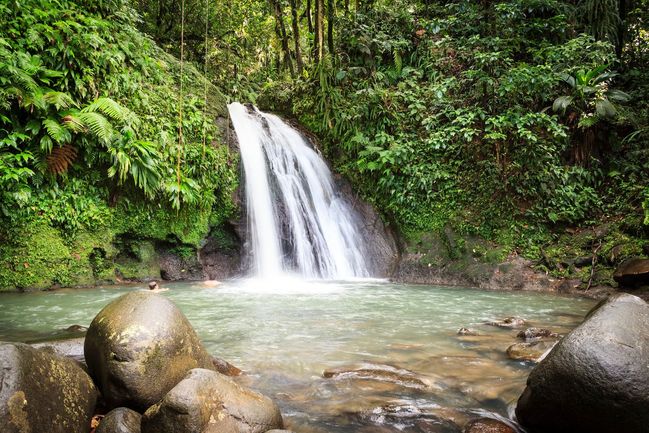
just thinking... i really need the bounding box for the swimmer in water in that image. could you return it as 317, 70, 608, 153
147, 281, 169, 292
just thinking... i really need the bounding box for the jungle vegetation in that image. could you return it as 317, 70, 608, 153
1, 0, 648, 289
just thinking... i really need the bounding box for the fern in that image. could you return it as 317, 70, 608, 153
78, 111, 114, 143
46, 144, 78, 174
42, 118, 71, 147
393, 49, 402, 75
43, 91, 76, 110
82, 97, 131, 122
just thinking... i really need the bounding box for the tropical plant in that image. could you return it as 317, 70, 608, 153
552, 65, 630, 163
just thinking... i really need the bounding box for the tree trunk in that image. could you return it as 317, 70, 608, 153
306, 0, 314, 33
289, 0, 304, 73
327, 0, 335, 56
314, 0, 324, 63
269, 0, 295, 76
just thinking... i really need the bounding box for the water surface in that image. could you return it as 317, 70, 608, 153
0, 280, 595, 432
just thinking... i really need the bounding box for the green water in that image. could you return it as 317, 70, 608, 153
0, 279, 595, 432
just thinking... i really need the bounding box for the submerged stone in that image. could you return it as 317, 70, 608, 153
515, 293, 649, 433
0, 342, 98, 433
142, 368, 283, 433
462, 417, 516, 433
506, 341, 556, 362
349, 403, 462, 433
84, 291, 215, 410
457, 327, 479, 336
486, 317, 526, 328
516, 328, 559, 341
323, 363, 432, 389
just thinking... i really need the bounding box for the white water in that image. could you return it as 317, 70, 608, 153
228, 102, 370, 279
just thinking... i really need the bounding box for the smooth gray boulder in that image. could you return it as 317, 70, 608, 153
84, 291, 215, 410
142, 368, 283, 433
515, 293, 649, 433
0, 342, 98, 433
96, 408, 141, 433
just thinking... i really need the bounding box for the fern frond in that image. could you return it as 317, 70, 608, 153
43, 91, 77, 110
393, 50, 403, 75
78, 111, 114, 143
82, 97, 130, 122
46, 144, 78, 174
42, 118, 72, 145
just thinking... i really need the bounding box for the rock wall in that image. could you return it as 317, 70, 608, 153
391, 229, 564, 292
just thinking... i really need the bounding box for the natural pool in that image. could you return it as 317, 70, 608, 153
0, 279, 596, 432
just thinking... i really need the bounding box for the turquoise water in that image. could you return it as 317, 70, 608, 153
0, 279, 595, 432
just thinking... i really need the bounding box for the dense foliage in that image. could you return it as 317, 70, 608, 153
250, 0, 649, 267
0, 0, 237, 289
1, 0, 648, 290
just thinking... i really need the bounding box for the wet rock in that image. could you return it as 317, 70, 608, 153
335, 177, 400, 277
96, 408, 141, 433
212, 356, 243, 376
0, 342, 98, 433
142, 368, 283, 433
487, 317, 526, 328
516, 328, 559, 341
265, 431, 294, 433
200, 226, 242, 280
84, 291, 215, 410
457, 328, 478, 336
159, 249, 204, 281
506, 341, 557, 362
516, 293, 649, 433
352, 404, 461, 433
32, 336, 86, 364
463, 418, 516, 433
323, 363, 431, 390
66, 324, 89, 333
613, 258, 649, 287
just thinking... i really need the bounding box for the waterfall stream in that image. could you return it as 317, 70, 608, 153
228, 102, 370, 279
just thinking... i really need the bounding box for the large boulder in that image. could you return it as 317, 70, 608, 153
0, 342, 98, 433
515, 293, 649, 433
142, 368, 283, 433
96, 408, 141, 433
613, 258, 649, 287
84, 291, 215, 410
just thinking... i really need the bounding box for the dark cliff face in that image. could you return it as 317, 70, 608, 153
333, 175, 401, 277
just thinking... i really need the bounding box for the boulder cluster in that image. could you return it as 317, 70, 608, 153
1, 290, 648, 433
0, 291, 286, 433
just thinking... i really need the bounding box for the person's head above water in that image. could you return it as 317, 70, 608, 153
148, 281, 159, 290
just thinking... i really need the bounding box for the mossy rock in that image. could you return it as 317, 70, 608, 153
0, 222, 122, 291
0, 222, 72, 290
84, 292, 215, 410
0, 342, 98, 433
114, 240, 161, 281
142, 368, 283, 433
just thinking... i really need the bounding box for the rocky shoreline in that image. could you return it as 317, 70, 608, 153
2, 290, 648, 433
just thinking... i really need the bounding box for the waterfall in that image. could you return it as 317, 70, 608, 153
228, 102, 371, 279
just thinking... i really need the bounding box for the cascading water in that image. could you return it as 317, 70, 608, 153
228, 102, 371, 280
